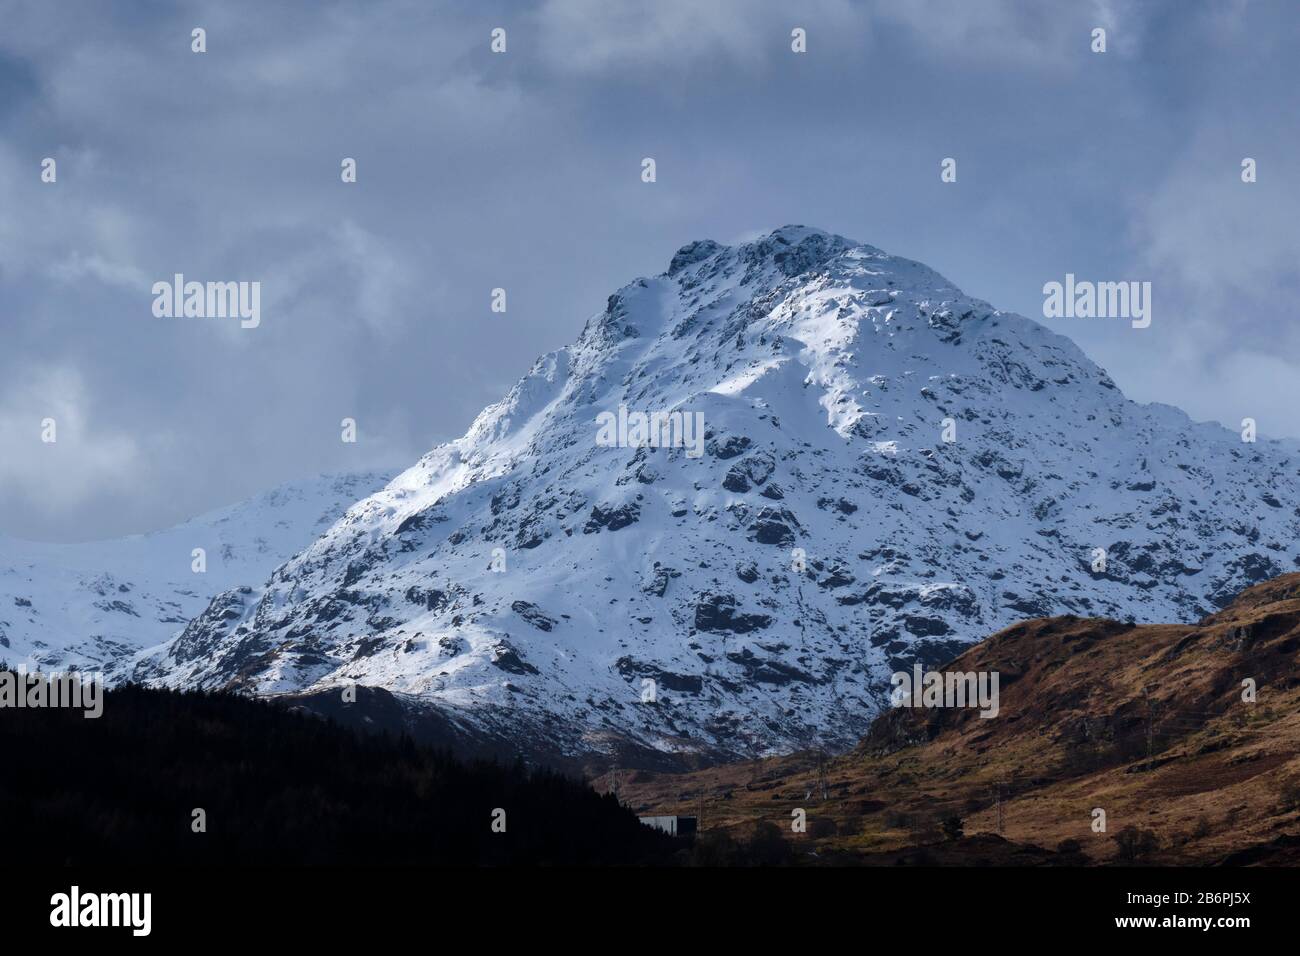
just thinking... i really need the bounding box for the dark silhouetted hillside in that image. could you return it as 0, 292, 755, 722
0, 677, 676, 866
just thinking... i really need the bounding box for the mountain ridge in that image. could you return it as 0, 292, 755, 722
0, 471, 391, 677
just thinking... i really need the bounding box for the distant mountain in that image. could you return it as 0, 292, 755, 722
136, 226, 1300, 762
0, 472, 389, 677
620, 573, 1300, 866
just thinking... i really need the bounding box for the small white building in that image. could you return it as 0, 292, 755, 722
638, 815, 698, 838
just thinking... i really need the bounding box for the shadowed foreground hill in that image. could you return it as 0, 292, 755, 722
618, 574, 1300, 866
0, 681, 676, 866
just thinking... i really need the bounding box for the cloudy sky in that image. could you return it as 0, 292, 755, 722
2, 0, 1297, 541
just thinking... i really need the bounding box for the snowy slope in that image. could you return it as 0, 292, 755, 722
0, 471, 389, 677
136, 226, 1300, 759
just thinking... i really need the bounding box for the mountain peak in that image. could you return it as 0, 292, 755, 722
735, 225, 860, 278
666, 238, 724, 276
138, 231, 1300, 766
666, 225, 866, 280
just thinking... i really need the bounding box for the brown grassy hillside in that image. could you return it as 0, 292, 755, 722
614, 574, 1300, 865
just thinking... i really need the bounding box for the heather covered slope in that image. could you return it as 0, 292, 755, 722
137, 226, 1300, 762
620, 574, 1300, 865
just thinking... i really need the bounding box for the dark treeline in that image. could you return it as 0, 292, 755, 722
0, 676, 679, 866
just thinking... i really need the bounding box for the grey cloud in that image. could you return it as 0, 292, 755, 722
1, 0, 1296, 540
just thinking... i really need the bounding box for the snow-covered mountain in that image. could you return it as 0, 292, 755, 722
135, 226, 1300, 760
0, 472, 389, 677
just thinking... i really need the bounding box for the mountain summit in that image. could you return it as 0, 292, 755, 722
137, 227, 1300, 762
